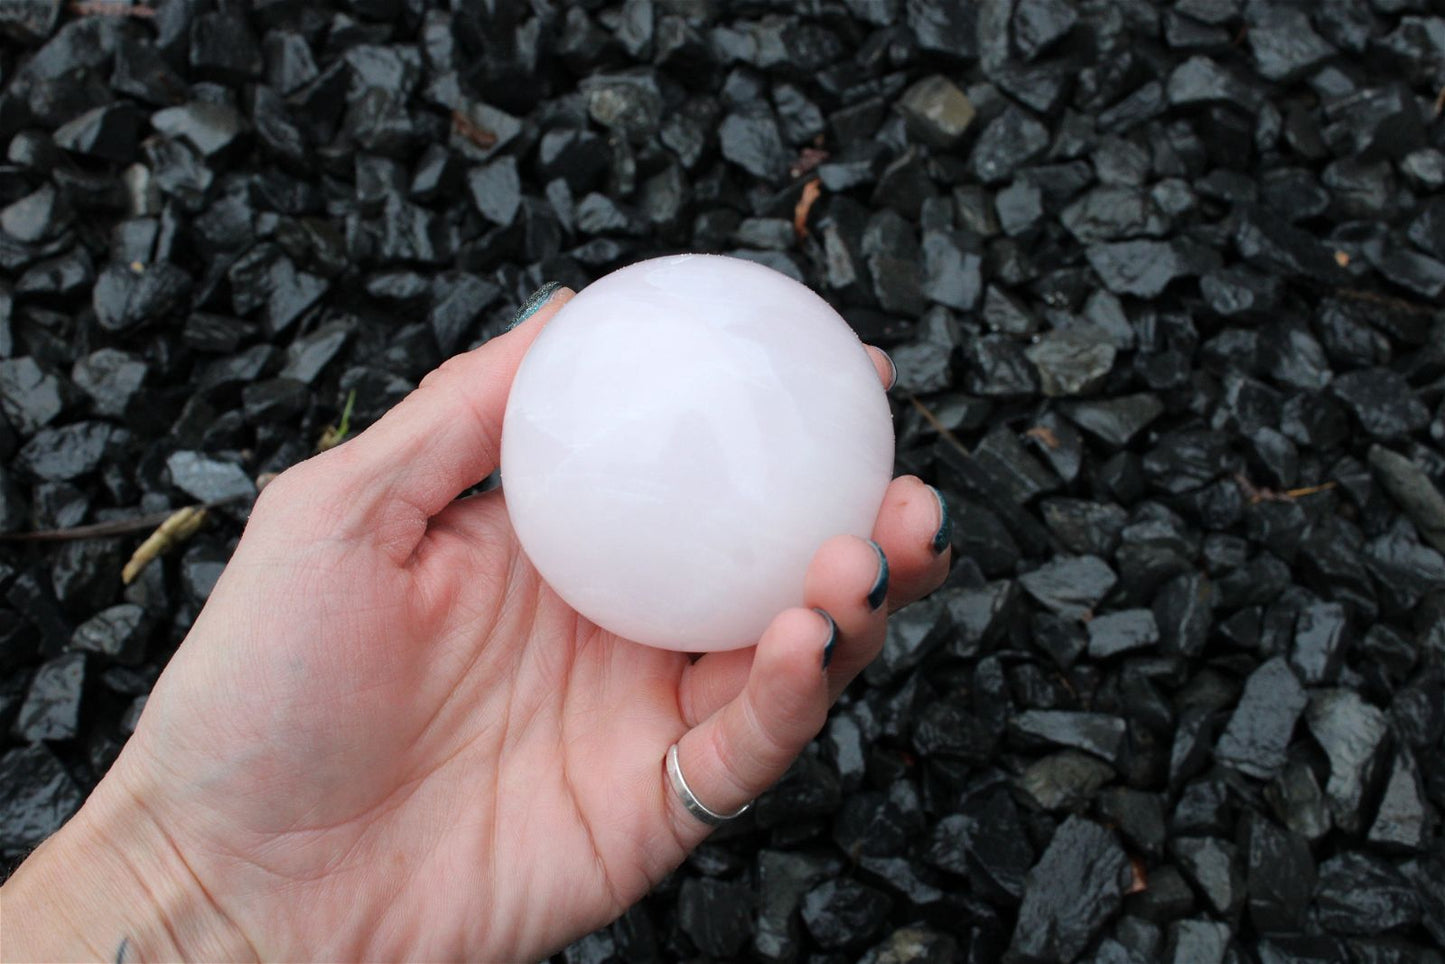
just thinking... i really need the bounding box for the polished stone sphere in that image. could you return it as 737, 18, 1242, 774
501, 254, 895, 651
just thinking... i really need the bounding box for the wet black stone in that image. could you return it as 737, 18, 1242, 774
280, 322, 351, 386
0, 184, 68, 243
1368, 749, 1433, 852
1171, 836, 1243, 916
1019, 555, 1118, 620
864, 595, 950, 685
467, 156, 521, 227
1026, 327, 1117, 398
227, 246, 328, 335
71, 348, 145, 420
0, 0, 61, 44
896, 75, 975, 149
1086, 239, 1219, 299
1040, 499, 1127, 557
166, 451, 255, 505
912, 696, 996, 762
970, 105, 1050, 185
1167, 55, 1261, 111
242, 377, 309, 424
51, 101, 142, 163
1314, 852, 1419, 937
1061, 394, 1165, 447
677, 876, 752, 958
17, 421, 111, 482
1127, 863, 1195, 925
1307, 689, 1387, 834
921, 230, 982, 311
51, 538, 123, 612
1242, 812, 1315, 934
973, 426, 1058, 503
0, 743, 82, 854
800, 878, 892, 950
1288, 602, 1347, 685
1097, 787, 1166, 858
1087, 609, 1159, 659
1214, 656, 1307, 781
754, 752, 841, 828
1010, 817, 1131, 964
928, 787, 1033, 902
1017, 749, 1116, 812
429, 273, 500, 357
1013, 0, 1077, 60
70, 603, 147, 666
0, 357, 64, 436
981, 286, 1037, 336
1246, 8, 1336, 82
1235, 208, 1351, 286
93, 260, 193, 333
718, 103, 789, 183
1062, 187, 1168, 244
1364, 528, 1445, 613
190, 11, 263, 83
754, 849, 837, 962
11, 651, 84, 741
1010, 710, 1126, 765
857, 926, 958, 964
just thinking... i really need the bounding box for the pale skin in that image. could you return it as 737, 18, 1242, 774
1, 288, 951, 963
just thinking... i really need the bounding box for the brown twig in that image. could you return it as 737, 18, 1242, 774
1234, 473, 1338, 505
908, 394, 970, 456
0, 511, 183, 542
69, 1, 155, 16
1334, 287, 1442, 316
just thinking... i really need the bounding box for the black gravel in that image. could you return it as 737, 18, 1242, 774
2, 2, 1444, 962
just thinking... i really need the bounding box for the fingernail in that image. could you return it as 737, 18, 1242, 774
928, 485, 952, 555
866, 540, 889, 610
815, 608, 837, 670
509, 281, 562, 329
882, 350, 897, 391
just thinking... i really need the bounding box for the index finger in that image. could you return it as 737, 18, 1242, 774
289, 285, 573, 559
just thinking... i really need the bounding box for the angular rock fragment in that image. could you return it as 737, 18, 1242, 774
1010, 817, 1131, 964
0, 743, 83, 854
1307, 689, 1388, 834
1214, 657, 1307, 781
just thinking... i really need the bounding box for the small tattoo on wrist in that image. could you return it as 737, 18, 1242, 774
115, 937, 131, 964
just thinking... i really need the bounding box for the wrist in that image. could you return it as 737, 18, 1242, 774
1, 771, 259, 963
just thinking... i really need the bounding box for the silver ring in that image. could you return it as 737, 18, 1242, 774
666, 743, 751, 827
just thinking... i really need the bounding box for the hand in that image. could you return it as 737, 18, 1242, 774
1, 288, 951, 962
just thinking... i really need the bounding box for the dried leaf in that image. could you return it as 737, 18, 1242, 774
1025, 425, 1060, 449
451, 110, 498, 149
122, 506, 208, 584
793, 178, 822, 240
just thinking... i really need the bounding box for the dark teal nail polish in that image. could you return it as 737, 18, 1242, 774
510, 281, 561, 329
815, 608, 836, 670
929, 485, 952, 554
867, 540, 889, 610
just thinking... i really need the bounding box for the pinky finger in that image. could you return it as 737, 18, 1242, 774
662, 607, 834, 850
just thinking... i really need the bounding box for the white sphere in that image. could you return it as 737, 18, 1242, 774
501, 254, 895, 651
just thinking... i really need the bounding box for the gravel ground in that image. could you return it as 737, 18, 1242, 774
2, 1, 1444, 962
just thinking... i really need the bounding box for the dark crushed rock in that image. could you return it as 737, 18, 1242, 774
1010, 816, 1131, 964
0, 4, 1442, 962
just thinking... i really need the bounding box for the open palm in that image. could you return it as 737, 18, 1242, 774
88, 290, 950, 962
